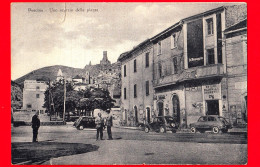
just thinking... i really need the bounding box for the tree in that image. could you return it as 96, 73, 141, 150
43, 81, 116, 119
43, 81, 80, 118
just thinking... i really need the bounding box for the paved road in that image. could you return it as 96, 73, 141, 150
11, 125, 247, 165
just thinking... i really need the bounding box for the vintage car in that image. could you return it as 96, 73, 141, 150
190, 115, 232, 134
144, 116, 179, 133
74, 116, 96, 130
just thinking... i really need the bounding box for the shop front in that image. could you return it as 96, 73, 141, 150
185, 79, 224, 127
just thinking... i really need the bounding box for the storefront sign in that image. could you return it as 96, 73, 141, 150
203, 84, 221, 100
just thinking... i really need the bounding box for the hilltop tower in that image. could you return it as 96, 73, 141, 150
100, 51, 111, 66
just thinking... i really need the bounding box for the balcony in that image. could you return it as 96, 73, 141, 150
154, 64, 224, 88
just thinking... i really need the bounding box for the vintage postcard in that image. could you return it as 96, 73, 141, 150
11, 2, 247, 165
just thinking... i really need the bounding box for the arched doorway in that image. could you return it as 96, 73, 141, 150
172, 95, 180, 124
146, 107, 151, 123
134, 105, 138, 124
157, 102, 164, 116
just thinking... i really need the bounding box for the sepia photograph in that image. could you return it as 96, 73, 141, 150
11, 2, 247, 165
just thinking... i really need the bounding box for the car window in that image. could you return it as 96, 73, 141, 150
165, 117, 174, 123
158, 117, 164, 123
153, 118, 158, 123
208, 117, 217, 121
198, 117, 207, 122
219, 117, 228, 124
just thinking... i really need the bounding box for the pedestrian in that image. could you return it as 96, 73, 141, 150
95, 112, 104, 141
106, 109, 113, 140
31, 111, 40, 142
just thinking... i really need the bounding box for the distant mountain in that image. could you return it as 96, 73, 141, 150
14, 65, 85, 86
14, 63, 120, 86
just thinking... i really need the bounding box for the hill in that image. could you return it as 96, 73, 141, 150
14, 63, 120, 86
14, 65, 86, 86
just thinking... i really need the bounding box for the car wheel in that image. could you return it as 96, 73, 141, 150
160, 126, 166, 133
212, 127, 219, 134
144, 127, 150, 133
79, 125, 84, 130
170, 123, 176, 128
190, 127, 197, 133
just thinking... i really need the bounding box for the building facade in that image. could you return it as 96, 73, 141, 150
224, 19, 247, 124
119, 4, 247, 127
22, 80, 48, 113
118, 40, 154, 126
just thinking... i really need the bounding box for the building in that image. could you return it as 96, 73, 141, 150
119, 4, 247, 127
100, 51, 111, 66
118, 39, 154, 126
224, 19, 247, 124
22, 80, 48, 113
56, 69, 63, 81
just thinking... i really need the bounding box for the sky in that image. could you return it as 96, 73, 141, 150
11, 2, 238, 80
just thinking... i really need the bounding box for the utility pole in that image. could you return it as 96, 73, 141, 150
48, 79, 51, 121
63, 77, 66, 122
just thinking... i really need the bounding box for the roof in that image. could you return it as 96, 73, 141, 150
117, 39, 151, 62
182, 6, 225, 22
118, 6, 226, 62
224, 19, 247, 34
73, 75, 83, 79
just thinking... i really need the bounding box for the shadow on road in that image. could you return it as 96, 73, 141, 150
11, 142, 99, 165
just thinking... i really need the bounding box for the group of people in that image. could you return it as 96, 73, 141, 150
31, 109, 113, 142
95, 109, 113, 140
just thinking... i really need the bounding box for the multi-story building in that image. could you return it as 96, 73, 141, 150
224, 18, 247, 124
22, 80, 48, 113
119, 4, 247, 127
118, 40, 154, 126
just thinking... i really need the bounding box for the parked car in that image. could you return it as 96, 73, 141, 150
190, 115, 232, 134
144, 116, 179, 133
74, 116, 96, 130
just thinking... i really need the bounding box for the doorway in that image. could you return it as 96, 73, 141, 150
134, 106, 138, 124
172, 95, 181, 124
146, 107, 151, 123
206, 100, 219, 115
158, 102, 164, 116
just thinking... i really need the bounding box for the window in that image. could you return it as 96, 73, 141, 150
208, 117, 217, 121
27, 104, 32, 108
134, 84, 137, 98
36, 94, 40, 98
207, 49, 215, 65
36, 86, 40, 89
124, 65, 126, 77
157, 41, 162, 55
171, 33, 177, 49
206, 18, 214, 35
134, 59, 137, 72
158, 62, 162, 78
173, 57, 178, 74
198, 116, 207, 122
145, 52, 149, 67
146, 81, 149, 96
124, 88, 126, 99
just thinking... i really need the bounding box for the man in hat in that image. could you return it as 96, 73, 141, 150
106, 109, 113, 140
95, 112, 104, 140
31, 111, 40, 142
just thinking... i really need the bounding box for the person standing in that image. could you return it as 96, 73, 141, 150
95, 113, 104, 141
31, 111, 40, 142
106, 109, 113, 140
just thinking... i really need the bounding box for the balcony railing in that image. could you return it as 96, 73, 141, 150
154, 64, 224, 88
